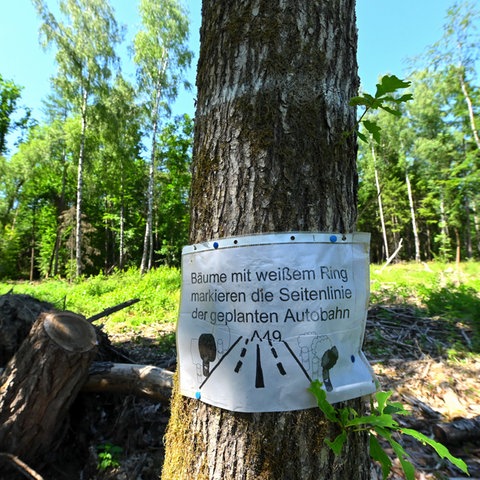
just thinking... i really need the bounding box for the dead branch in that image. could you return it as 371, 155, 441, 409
87, 298, 140, 323
0, 452, 44, 480
379, 238, 403, 273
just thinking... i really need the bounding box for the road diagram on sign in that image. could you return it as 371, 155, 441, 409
190, 326, 339, 392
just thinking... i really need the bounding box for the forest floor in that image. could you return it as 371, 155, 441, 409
1, 294, 479, 479
75, 303, 480, 480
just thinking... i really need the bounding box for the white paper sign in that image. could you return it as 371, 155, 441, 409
177, 232, 376, 412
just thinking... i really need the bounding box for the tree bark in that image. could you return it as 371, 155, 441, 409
83, 362, 173, 401
406, 170, 420, 262
163, 1, 369, 479
0, 311, 97, 465
75, 86, 89, 277
458, 69, 480, 151
434, 416, 480, 445
372, 144, 389, 260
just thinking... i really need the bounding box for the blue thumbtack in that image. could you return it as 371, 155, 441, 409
213, 242, 219, 249
329, 235, 337, 243
195, 391, 201, 400
350, 355, 355, 363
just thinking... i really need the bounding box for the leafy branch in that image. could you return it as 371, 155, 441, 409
350, 74, 413, 143
309, 380, 469, 480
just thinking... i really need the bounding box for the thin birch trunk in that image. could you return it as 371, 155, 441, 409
75, 87, 88, 277
464, 195, 473, 259
459, 70, 480, 151
371, 144, 389, 260
140, 61, 167, 274
472, 200, 480, 256
406, 170, 421, 261
119, 202, 125, 270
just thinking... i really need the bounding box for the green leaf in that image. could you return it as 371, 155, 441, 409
339, 407, 356, 425
363, 119, 382, 143
308, 380, 338, 422
374, 390, 394, 414
396, 93, 414, 103
383, 401, 409, 416
345, 413, 398, 430
349, 94, 377, 108
389, 438, 416, 480
369, 434, 392, 479
325, 431, 347, 455
401, 428, 469, 474
375, 75, 411, 98
357, 130, 368, 143
379, 105, 402, 117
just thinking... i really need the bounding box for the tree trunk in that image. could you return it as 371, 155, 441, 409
372, 144, 389, 260
406, 170, 421, 262
458, 69, 480, 151
162, 1, 369, 479
434, 415, 480, 445
75, 87, 89, 277
141, 72, 166, 274
464, 195, 473, 259
140, 136, 155, 274
473, 200, 480, 256
82, 362, 173, 401
0, 311, 97, 465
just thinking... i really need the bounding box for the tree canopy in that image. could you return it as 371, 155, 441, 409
0, 0, 479, 280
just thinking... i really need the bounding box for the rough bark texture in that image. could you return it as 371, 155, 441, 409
434, 415, 480, 445
189, 0, 359, 240
0, 311, 97, 465
0, 293, 55, 367
163, 1, 368, 479
83, 362, 173, 401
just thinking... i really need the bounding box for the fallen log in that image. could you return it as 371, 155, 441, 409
0, 361, 174, 403
433, 415, 480, 445
0, 310, 97, 465
83, 362, 174, 402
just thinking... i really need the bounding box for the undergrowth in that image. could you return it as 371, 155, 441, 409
0, 267, 181, 331
1, 262, 479, 351
370, 262, 480, 353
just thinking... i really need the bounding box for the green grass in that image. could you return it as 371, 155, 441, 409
2, 262, 479, 351
0, 267, 181, 332
370, 261, 480, 351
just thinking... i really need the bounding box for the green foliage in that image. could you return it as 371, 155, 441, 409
0, 266, 181, 329
370, 262, 480, 353
155, 114, 193, 265
0, 74, 30, 155
350, 74, 412, 143
309, 382, 469, 480
97, 442, 123, 470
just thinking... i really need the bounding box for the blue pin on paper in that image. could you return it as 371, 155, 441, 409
329, 235, 337, 243
213, 242, 219, 249
195, 391, 201, 400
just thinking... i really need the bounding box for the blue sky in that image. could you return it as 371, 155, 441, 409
0, 0, 454, 129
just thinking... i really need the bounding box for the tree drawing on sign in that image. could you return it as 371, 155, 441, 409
198, 333, 216, 376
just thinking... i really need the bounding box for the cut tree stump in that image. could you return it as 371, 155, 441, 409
0, 310, 97, 465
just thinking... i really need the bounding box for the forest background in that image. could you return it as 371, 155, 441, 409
0, 0, 480, 280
